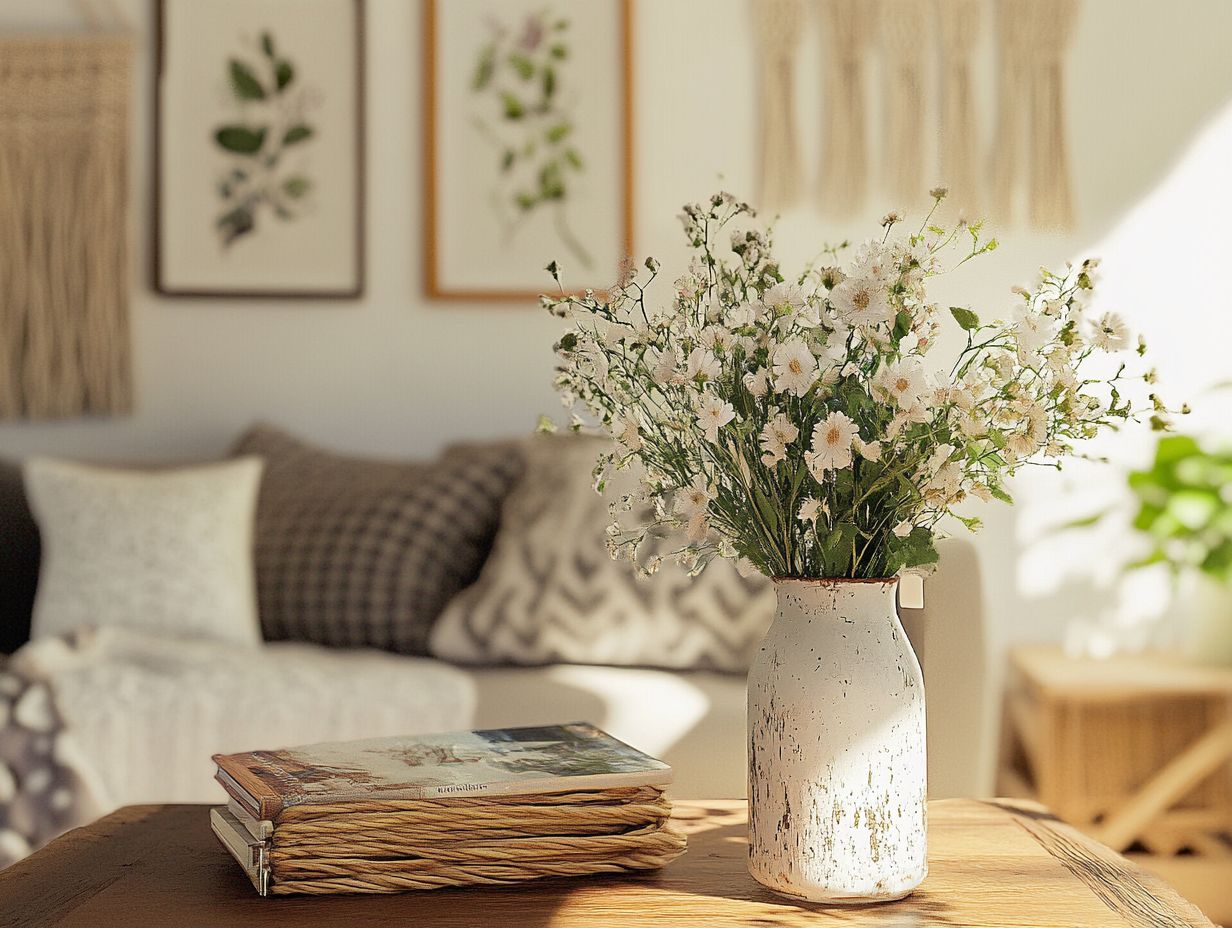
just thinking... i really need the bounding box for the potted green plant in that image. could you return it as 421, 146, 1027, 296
1128, 434, 1232, 663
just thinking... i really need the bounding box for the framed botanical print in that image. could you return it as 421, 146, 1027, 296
424, 0, 633, 301
155, 0, 364, 298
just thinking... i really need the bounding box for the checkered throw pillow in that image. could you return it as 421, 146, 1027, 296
233, 425, 523, 654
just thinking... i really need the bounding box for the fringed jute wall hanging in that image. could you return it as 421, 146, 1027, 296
937, 0, 982, 218
990, 0, 1079, 230
753, 0, 806, 212
815, 0, 875, 216
879, 0, 930, 206
0, 35, 134, 420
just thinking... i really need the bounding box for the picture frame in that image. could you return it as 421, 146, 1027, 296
154, 0, 365, 299
423, 0, 634, 302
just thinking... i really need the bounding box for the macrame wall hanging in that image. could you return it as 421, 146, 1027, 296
750, 0, 1079, 231
990, 0, 1079, 230
937, 0, 982, 218
815, 0, 875, 216
879, 0, 929, 205
754, 0, 806, 212
0, 32, 134, 420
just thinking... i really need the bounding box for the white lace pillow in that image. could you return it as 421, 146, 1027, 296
24, 457, 264, 647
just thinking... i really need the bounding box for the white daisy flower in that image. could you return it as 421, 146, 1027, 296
806, 411, 858, 477
686, 347, 721, 382
831, 276, 894, 328
695, 393, 735, 443
771, 339, 818, 396
759, 413, 800, 466
651, 348, 681, 386
1012, 306, 1054, 356
873, 358, 929, 409
743, 367, 770, 397
728, 302, 759, 327
853, 437, 882, 462
1089, 311, 1130, 351
676, 479, 711, 517
761, 282, 806, 317
798, 497, 828, 525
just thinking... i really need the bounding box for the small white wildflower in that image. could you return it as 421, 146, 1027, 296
685, 346, 721, 382
695, 393, 735, 443
759, 413, 800, 466
771, 339, 819, 397
806, 411, 859, 477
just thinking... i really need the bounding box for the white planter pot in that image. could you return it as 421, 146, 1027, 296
747, 578, 927, 903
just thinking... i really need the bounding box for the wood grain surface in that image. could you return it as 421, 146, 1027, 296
0, 799, 1213, 928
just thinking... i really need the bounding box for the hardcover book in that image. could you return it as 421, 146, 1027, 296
213, 722, 673, 820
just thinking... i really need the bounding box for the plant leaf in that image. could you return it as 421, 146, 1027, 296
275, 59, 294, 91
950, 306, 980, 330
282, 124, 314, 146
214, 125, 267, 154
229, 59, 266, 100
260, 32, 275, 57
282, 175, 311, 199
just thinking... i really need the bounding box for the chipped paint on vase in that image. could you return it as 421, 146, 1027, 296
747, 578, 927, 903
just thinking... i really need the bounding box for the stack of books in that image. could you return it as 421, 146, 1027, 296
210, 722, 686, 896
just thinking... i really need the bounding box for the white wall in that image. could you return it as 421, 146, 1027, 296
3, 0, 1232, 654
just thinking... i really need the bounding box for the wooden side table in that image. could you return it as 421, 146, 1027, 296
1000, 645, 1232, 923
0, 799, 1211, 927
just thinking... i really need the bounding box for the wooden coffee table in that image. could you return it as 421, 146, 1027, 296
0, 799, 1212, 927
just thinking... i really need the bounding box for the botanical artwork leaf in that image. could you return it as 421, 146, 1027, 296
215, 126, 266, 154
211, 29, 319, 248
470, 8, 592, 268
229, 59, 266, 100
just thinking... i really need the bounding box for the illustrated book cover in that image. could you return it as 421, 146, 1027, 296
213, 722, 673, 819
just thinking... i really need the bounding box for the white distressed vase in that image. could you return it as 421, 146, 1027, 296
747, 578, 927, 903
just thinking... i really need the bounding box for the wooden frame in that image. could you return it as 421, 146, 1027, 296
153, 0, 366, 299
423, 0, 634, 302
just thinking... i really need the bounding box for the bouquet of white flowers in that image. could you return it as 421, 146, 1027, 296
543, 190, 1168, 580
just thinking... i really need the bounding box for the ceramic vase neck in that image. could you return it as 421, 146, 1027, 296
772, 578, 899, 620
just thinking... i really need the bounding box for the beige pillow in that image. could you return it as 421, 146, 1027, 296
24, 457, 264, 647
430, 435, 775, 672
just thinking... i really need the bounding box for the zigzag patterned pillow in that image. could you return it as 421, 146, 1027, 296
429, 435, 774, 673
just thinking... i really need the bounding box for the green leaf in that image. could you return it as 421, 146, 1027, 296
989, 483, 1014, 504
950, 306, 980, 330
282, 124, 314, 146
508, 53, 534, 80
501, 92, 525, 120
563, 147, 584, 170
260, 32, 275, 57
214, 125, 267, 154
545, 122, 572, 144
228, 59, 266, 100
275, 59, 294, 91
282, 175, 311, 199
472, 46, 496, 90
893, 309, 911, 341
543, 66, 557, 99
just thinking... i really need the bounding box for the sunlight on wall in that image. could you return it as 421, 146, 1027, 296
1015, 100, 1232, 656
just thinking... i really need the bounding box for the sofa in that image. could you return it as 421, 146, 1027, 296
0, 428, 994, 865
